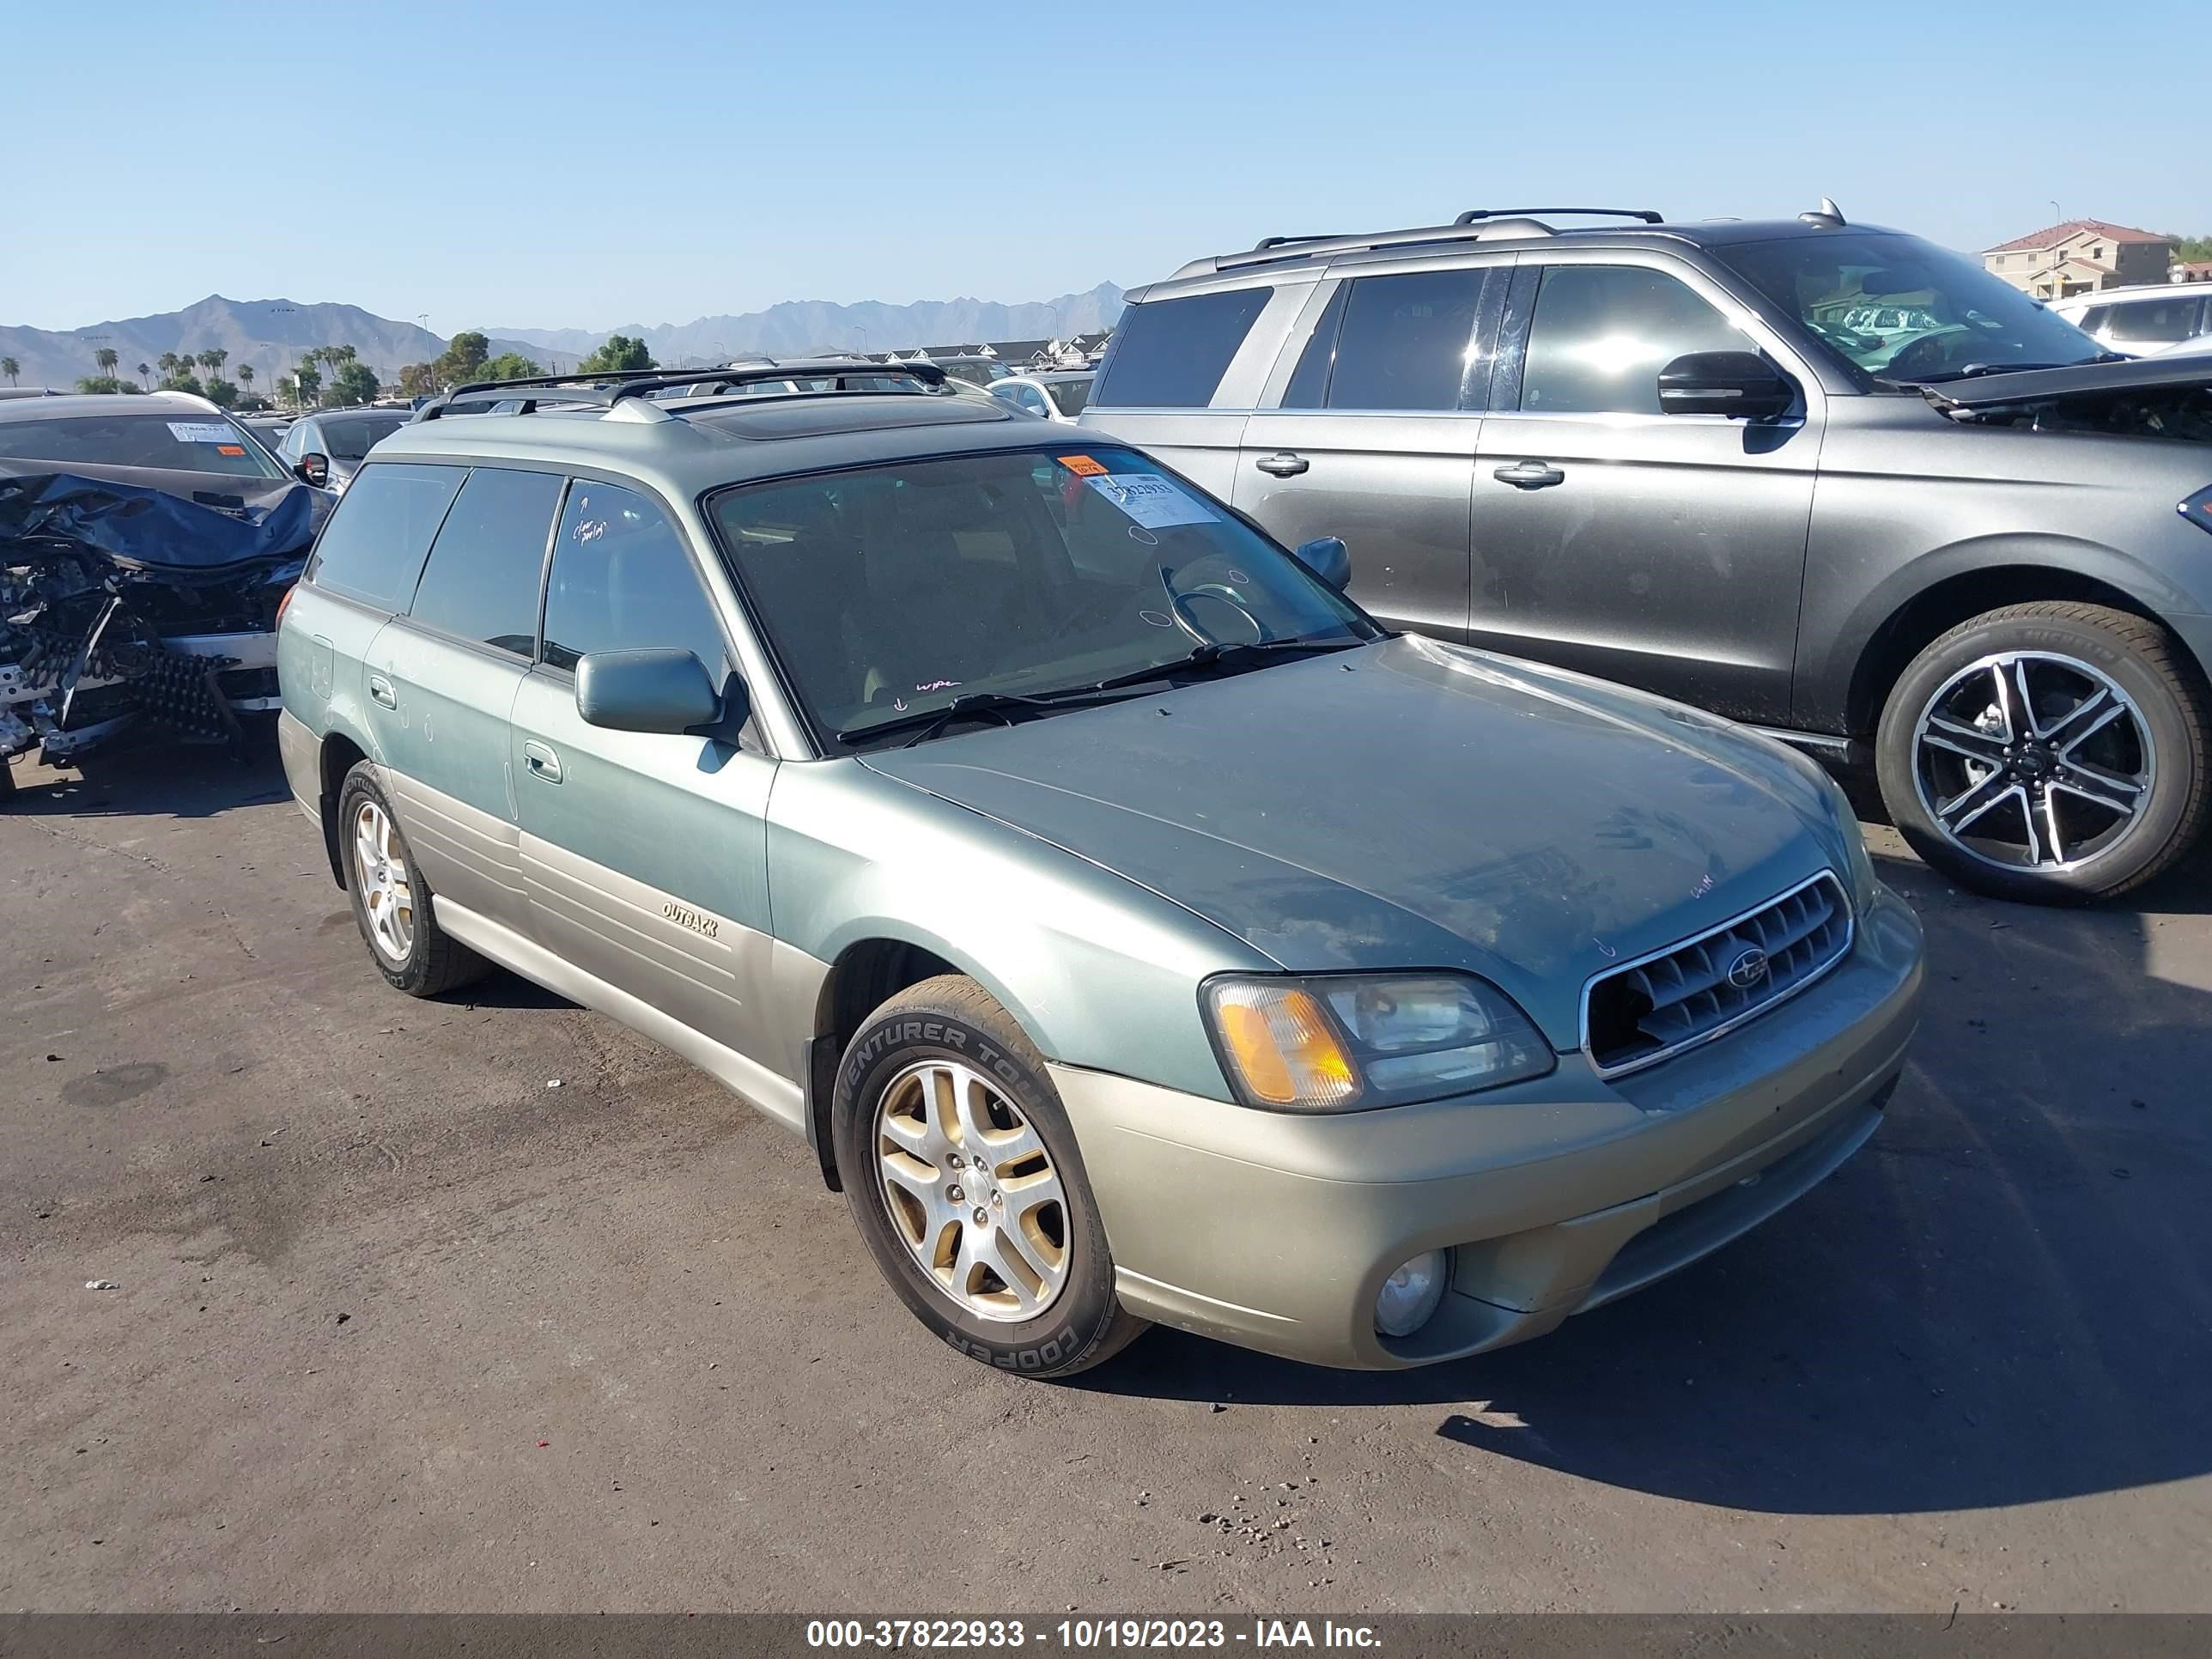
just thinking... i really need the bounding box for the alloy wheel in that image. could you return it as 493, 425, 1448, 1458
872, 1058, 1071, 1323
1911, 650, 2153, 872
352, 799, 416, 964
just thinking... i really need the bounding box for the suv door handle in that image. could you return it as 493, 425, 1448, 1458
522, 740, 563, 785
1493, 461, 1566, 489
1255, 452, 1310, 477
367, 673, 397, 708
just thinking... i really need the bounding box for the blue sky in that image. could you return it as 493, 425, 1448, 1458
7, 0, 2201, 334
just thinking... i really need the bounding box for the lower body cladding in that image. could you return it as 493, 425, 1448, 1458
1051, 884, 1923, 1370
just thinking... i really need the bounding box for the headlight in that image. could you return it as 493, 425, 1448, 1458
1202, 972, 1554, 1111
2181, 485, 2212, 537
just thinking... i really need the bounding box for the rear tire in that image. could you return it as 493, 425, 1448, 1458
1875, 602, 2209, 902
337, 762, 490, 996
833, 975, 1146, 1378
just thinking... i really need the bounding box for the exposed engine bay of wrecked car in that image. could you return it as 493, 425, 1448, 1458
1, 463, 328, 775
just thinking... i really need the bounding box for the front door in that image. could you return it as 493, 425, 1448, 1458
508, 478, 781, 1078
1233, 265, 1504, 640
1472, 258, 1821, 723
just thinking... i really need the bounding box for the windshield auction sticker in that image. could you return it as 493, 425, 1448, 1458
165, 421, 244, 444
1083, 471, 1220, 530
1055, 453, 1109, 477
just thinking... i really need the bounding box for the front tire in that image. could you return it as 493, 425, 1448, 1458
833, 975, 1146, 1377
1875, 602, 2209, 902
337, 762, 489, 996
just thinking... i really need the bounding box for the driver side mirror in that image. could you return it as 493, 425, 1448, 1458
1657, 351, 1796, 421
1291, 536, 1352, 592
296, 453, 330, 488
575, 648, 730, 735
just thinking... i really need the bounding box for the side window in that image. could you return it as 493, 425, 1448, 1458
2074, 306, 2111, 334
1322, 269, 1491, 411
279, 422, 307, 461
306, 462, 464, 611
1280, 283, 1349, 409
1090, 286, 1272, 408
2105, 298, 2198, 344
1521, 265, 1752, 416
542, 480, 729, 679
407, 466, 564, 655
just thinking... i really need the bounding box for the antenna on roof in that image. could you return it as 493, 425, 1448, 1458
1799, 197, 1846, 228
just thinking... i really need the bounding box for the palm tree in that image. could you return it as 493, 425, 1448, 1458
137, 362, 151, 387
0, 356, 18, 386
94, 347, 119, 380
238, 364, 255, 394
156, 352, 179, 380
200, 348, 228, 380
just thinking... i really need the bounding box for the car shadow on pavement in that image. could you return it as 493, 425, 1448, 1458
1089, 848, 2212, 1516
3, 726, 293, 821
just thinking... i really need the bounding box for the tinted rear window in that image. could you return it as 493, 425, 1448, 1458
307, 462, 464, 611
314, 413, 411, 460
407, 466, 564, 655
0, 412, 285, 477
1091, 287, 1271, 407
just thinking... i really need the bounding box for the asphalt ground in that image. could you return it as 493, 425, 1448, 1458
3, 735, 2207, 1613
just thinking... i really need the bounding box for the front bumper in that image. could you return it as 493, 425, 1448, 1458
1049, 881, 1923, 1370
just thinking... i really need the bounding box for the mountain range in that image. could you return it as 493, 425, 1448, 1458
0, 284, 1126, 392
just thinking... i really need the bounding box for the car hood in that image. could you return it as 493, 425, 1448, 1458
1919, 354, 2212, 410
858, 635, 1846, 1046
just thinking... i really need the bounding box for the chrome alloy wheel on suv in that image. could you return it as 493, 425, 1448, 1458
873, 1056, 1071, 1322
1911, 650, 2152, 874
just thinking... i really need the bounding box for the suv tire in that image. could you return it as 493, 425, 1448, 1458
337, 761, 490, 996
1875, 602, 2210, 902
833, 975, 1146, 1377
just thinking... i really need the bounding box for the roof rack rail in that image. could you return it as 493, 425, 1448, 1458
417, 360, 948, 421
1251, 234, 1346, 252
1453, 206, 1662, 225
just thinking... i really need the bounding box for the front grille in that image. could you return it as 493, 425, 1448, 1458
1583, 872, 1851, 1077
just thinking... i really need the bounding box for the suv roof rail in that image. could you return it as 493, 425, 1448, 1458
1452, 206, 1663, 225
1176, 210, 1668, 279
416, 360, 948, 422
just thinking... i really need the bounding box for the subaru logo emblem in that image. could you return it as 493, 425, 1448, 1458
1726, 947, 1770, 990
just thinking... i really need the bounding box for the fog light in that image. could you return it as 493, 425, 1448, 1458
1374, 1250, 1449, 1338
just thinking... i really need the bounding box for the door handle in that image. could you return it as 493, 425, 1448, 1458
367, 673, 396, 708
1255, 452, 1310, 477
522, 740, 563, 784
1493, 460, 1566, 489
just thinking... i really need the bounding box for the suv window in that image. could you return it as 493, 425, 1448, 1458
307, 461, 464, 611
1310, 269, 1490, 411
542, 480, 727, 678
407, 466, 563, 655
1521, 265, 1752, 415
1091, 287, 1271, 408
2106, 296, 2202, 344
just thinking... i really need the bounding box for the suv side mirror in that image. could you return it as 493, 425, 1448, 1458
1657, 351, 1796, 421
296, 453, 330, 488
575, 648, 726, 735
1292, 536, 1352, 592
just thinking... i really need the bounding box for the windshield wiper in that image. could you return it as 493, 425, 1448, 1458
1083, 635, 1367, 693
836, 686, 1143, 749
1909, 353, 2128, 385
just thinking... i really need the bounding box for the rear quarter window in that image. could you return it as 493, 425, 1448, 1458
1091, 286, 1272, 407
407, 466, 566, 655
306, 462, 465, 612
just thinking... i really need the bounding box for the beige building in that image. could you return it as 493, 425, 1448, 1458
1984, 219, 2173, 298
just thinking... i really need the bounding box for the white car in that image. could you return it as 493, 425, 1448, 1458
987, 371, 1094, 423
2050, 285, 2212, 357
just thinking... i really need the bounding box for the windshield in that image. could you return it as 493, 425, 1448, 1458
1043, 377, 1092, 416
709, 446, 1376, 746
0, 412, 287, 477
314, 413, 410, 461
1713, 232, 2106, 384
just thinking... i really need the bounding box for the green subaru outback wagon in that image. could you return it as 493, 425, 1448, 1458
276, 363, 1923, 1376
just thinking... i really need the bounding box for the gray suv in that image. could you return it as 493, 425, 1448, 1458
1081, 204, 2212, 902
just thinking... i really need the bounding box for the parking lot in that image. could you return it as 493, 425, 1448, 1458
3, 738, 2208, 1614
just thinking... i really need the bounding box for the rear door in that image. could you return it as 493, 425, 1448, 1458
1079, 281, 1301, 501
365, 464, 565, 932
508, 477, 781, 1073
1233, 262, 1506, 640
1471, 254, 1821, 722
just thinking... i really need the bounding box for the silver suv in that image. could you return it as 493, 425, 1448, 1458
1081, 204, 2212, 902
